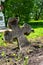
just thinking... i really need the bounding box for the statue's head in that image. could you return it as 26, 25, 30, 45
8, 17, 19, 29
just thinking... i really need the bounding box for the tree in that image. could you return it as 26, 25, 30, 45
32, 0, 43, 20
3, 0, 34, 25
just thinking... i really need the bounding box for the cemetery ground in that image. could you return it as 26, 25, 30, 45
0, 20, 43, 65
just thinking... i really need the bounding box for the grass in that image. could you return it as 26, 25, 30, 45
30, 19, 43, 22
27, 20, 43, 39
0, 33, 7, 46
27, 27, 43, 39
0, 20, 43, 45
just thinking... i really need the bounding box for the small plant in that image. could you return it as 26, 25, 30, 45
23, 56, 29, 65
1, 51, 6, 57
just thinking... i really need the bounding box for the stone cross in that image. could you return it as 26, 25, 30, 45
4, 17, 34, 49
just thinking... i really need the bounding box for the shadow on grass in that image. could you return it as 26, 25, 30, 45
28, 22, 43, 28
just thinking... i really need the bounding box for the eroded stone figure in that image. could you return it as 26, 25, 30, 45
4, 17, 34, 49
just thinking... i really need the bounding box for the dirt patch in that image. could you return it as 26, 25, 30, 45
0, 37, 43, 65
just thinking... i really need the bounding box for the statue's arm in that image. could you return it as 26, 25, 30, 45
22, 23, 33, 35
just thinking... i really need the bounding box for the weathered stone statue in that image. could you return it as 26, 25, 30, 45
4, 17, 34, 49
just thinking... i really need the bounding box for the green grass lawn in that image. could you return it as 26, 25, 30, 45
27, 27, 43, 39
27, 20, 43, 39
0, 20, 43, 46
30, 19, 43, 22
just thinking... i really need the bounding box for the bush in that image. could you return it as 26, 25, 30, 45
3, 0, 34, 26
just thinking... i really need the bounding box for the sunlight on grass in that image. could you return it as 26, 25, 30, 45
30, 20, 43, 22
27, 27, 43, 39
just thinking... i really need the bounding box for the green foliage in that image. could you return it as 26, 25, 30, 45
3, 0, 34, 25
24, 56, 28, 65
30, 0, 43, 20
1, 0, 43, 25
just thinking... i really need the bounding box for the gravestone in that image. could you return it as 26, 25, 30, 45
0, 0, 5, 30
4, 17, 34, 49
0, 11, 5, 29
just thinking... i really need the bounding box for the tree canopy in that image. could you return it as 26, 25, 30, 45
1, 0, 43, 26
3, 0, 34, 25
